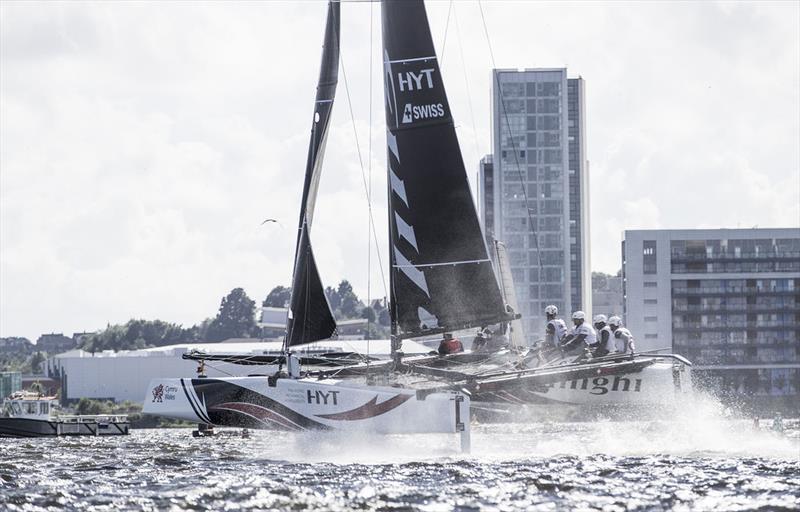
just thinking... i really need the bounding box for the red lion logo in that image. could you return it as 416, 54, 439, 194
152, 384, 165, 403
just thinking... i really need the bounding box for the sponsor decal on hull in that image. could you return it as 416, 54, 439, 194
182, 380, 415, 431
315, 394, 412, 421
548, 376, 643, 395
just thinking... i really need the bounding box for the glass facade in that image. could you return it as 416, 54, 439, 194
672, 277, 799, 365
670, 237, 800, 401
670, 238, 800, 273
478, 156, 494, 251
489, 69, 588, 341
567, 79, 585, 314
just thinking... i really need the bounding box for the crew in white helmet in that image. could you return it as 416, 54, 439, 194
593, 314, 614, 357
544, 305, 567, 348
608, 316, 635, 354
559, 311, 597, 355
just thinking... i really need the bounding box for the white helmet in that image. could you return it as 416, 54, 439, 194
572, 311, 585, 321
544, 305, 558, 315
608, 316, 622, 327
593, 314, 607, 324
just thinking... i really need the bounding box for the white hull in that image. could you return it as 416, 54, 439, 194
519, 361, 689, 405
473, 356, 692, 407
143, 376, 469, 442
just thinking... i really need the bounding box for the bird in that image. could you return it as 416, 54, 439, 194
261, 218, 283, 228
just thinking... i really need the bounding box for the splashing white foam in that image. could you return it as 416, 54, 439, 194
238, 391, 798, 464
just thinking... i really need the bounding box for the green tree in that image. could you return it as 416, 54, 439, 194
337, 280, 360, 318
592, 271, 612, 291
206, 288, 257, 342
378, 308, 391, 327
80, 319, 202, 352
263, 286, 292, 307
75, 397, 110, 415
30, 351, 45, 374
325, 286, 341, 311
361, 306, 376, 323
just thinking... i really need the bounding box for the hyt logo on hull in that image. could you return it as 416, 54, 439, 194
402, 103, 446, 124
307, 389, 340, 406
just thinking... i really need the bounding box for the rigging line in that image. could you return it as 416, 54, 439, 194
367, 0, 373, 354
438, 0, 454, 69
200, 360, 239, 378
477, 0, 544, 276
452, 4, 481, 166
337, 40, 390, 306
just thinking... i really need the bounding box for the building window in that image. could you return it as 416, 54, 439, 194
644, 299, 658, 304
643, 240, 657, 274
644, 334, 658, 339
644, 316, 658, 322
644, 282, 657, 288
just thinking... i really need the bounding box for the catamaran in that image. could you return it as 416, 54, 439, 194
144, 0, 692, 432
144, 0, 487, 450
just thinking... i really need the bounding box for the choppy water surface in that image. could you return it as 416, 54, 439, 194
1, 403, 798, 511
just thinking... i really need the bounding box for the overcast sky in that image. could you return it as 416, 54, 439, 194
1, 1, 798, 342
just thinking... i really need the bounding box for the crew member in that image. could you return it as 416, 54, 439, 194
608, 316, 635, 354
471, 327, 492, 352
593, 314, 613, 357
544, 305, 568, 348
438, 332, 464, 355
559, 311, 596, 355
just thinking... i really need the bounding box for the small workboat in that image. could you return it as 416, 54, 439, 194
0, 391, 129, 438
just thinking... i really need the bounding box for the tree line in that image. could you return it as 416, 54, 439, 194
1, 280, 391, 360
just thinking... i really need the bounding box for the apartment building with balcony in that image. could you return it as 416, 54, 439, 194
623, 228, 800, 409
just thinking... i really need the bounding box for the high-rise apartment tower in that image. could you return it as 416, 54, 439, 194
479, 68, 590, 342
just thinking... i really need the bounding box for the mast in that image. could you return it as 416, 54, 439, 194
284, 0, 340, 350
381, 0, 513, 344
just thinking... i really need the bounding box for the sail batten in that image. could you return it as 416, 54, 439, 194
286, 1, 340, 347
381, 0, 511, 339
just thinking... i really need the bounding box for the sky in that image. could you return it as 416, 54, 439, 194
1, 1, 798, 342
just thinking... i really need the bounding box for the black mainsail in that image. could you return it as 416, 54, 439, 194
285, 0, 340, 347
381, 0, 511, 339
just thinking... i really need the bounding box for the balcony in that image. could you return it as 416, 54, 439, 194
674, 339, 798, 349
671, 304, 800, 314
671, 287, 798, 297
670, 251, 800, 263
672, 321, 798, 331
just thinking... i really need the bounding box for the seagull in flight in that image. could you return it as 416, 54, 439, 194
261, 218, 283, 228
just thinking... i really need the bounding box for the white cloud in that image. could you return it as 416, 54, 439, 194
1, 1, 798, 340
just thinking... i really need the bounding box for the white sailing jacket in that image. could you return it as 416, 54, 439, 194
598, 325, 614, 353
614, 327, 635, 353
571, 323, 597, 346
546, 318, 568, 347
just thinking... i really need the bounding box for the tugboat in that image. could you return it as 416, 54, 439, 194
0, 391, 129, 438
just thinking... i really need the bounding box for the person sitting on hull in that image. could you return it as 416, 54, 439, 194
544, 304, 568, 349
608, 316, 635, 354
558, 311, 596, 357
592, 314, 614, 357
438, 332, 464, 355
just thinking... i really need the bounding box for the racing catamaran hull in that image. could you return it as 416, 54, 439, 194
143, 377, 470, 439
469, 355, 692, 420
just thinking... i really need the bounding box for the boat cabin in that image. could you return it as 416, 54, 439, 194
1, 391, 59, 420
